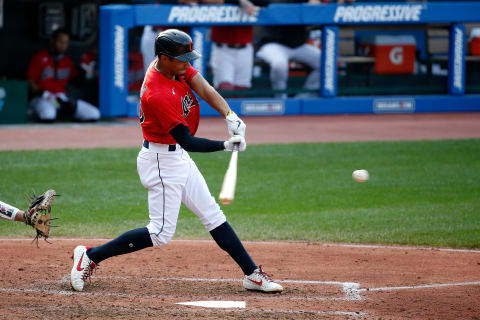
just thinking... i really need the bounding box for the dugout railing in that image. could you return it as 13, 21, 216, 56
99, 2, 480, 117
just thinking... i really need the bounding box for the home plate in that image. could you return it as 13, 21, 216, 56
176, 301, 246, 308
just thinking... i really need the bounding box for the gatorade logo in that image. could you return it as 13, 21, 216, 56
389, 47, 404, 65
333, 4, 423, 23
168, 6, 258, 23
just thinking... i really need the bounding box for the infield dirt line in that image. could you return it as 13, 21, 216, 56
359, 281, 480, 292
0, 287, 367, 317
59, 274, 362, 301
2, 238, 480, 253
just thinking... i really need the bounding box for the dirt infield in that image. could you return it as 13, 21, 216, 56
1, 112, 480, 150
1, 240, 479, 319
1, 113, 480, 319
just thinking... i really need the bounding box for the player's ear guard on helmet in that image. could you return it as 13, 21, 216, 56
155, 29, 201, 62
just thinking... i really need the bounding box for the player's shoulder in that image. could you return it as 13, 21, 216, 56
143, 77, 174, 103
31, 49, 50, 61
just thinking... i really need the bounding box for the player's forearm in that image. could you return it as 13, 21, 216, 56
191, 73, 231, 117
0, 201, 24, 222
170, 124, 225, 152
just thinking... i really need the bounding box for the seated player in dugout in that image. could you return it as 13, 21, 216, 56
27, 28, 100, 122
70, 29, 284, 294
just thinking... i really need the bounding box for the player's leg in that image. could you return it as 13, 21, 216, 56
140, 25, 157, 73
30, 97, 57, 122
71, 148, 187, 291
211, 44, 236, 90
290, 43, 321, 92
181, 156, 283, 292
256, 43, 290, 98
233, 44, 254, 90
74, 99, 101, 121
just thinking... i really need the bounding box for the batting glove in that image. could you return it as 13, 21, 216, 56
224, 135, 246, 152
226, 111, 246, 138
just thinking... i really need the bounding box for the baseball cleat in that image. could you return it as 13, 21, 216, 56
243, 266, 283, 293
71, 245, 96, 291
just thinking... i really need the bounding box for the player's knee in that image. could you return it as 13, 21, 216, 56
37, 106, 57, 121
149, 232, 172, 247
270, 60, 288, 74
147, 222, 175, 246
75, 100, 100, 121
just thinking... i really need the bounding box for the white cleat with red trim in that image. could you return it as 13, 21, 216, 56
243, 266, 283, 293
71, 245, 96, 291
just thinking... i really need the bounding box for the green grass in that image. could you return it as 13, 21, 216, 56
1, 140, 479, 248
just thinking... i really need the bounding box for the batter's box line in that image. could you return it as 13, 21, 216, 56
359, 281, 480, 293
60, 275, 362, 301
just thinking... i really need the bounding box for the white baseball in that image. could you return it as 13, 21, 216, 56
352, 169, 369, 182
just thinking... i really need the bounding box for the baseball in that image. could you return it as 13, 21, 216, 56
352, 169, 369, 182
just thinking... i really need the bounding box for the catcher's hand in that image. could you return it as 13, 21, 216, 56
24, 189, 58, 247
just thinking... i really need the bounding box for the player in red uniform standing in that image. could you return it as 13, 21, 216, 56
27, 29, 100, 122
70, 29, 283, 294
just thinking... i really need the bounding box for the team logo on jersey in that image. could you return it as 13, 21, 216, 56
181, 93, 194, 118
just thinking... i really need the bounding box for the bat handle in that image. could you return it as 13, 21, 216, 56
233, 142, 240, 152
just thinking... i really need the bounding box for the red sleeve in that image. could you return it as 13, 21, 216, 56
148, 92, 188, 133
27, 52, 42, 81
183, 66, 198, 86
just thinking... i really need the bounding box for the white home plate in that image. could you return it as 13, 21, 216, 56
176, 301, 246, 308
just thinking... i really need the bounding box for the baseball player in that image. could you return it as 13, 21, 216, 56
206, 0, 267, 92
27, 29, 100, 122
71, 29, 283, 293
256, 0, 322, 98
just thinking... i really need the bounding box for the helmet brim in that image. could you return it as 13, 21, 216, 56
175, 50, 201, 62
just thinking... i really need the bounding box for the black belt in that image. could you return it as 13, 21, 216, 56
143, 140, 176, 151
215, 43, 247, 49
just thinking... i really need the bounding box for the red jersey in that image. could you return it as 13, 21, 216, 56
139, 62, 200, 145
211, 26, 253, 45
27, 49, 78, 94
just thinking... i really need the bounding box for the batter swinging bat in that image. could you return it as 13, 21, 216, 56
219, 144, 239, 205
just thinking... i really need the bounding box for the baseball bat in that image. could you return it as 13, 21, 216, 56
219, 143, 239, 205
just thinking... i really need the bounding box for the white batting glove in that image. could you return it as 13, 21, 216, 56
226, 111, 246, 137
224, 135, 246, 152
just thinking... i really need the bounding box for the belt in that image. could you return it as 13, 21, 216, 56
143, 140, 176, 152
215, 43, 247, 49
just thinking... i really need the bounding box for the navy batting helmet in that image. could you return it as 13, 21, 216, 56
154, 29, 201, 62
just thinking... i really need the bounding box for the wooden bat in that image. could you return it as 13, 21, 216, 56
219, 144, 239, 205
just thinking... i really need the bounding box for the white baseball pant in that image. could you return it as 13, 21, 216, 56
141, 25, 157, 74
210, 43, 254, 88
30, 92, 100, 121
137, 142, 227, 246
256, 42, 321, 96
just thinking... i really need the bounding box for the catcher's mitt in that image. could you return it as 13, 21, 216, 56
24, 189, 58, 247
